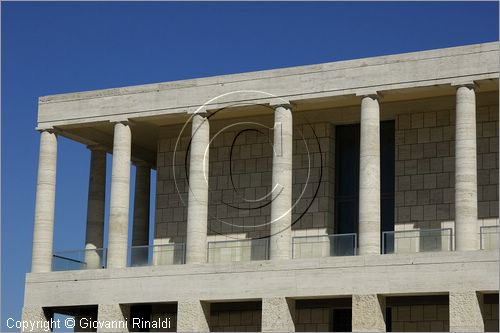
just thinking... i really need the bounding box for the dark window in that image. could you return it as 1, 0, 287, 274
331, 308, 352, 332
386, 307, 392, 332
334, 124, 360, 235
380, 121, 395, 235
334, 121, 395, 245
129, 304, 152, 332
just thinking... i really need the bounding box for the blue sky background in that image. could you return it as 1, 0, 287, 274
1, 1, 498, 331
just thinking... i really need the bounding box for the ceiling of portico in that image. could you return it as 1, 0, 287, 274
52, 79, 498, 168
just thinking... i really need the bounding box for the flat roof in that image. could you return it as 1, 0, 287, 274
38, 42, 499, 129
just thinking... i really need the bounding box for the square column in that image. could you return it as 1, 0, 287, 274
269, 105, 293, 260
352, 294, 386, 332
450, 291, 485, 332
455, 85, 479, 251
177, 300, 210, 332
31, 130, 58, 273
262, 297, 295, 332
97, 304, 129, 332
84, 146, 107, 269
185, 113, 210, 264
107, 122, 132, 269
21, 306, 50, 332
358, 95, 381, 255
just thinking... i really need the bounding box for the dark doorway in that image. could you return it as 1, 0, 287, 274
334, 121, 395, 250
331, 308, 352, 332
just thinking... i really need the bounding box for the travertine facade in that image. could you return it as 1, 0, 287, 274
23, 42, 499, 332
394, 101, 499, 228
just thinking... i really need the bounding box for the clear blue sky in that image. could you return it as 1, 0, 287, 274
1, 1, 498, 330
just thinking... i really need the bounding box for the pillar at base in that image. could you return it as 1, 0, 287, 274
450, 291, 484, 332
21, 306, 50, 332
97, 304, 129, 332
262, 297, 295, 332
352, 294, 386, 332
177, 300, 210, 332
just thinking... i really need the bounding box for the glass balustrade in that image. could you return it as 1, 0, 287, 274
292, 233, 357, 259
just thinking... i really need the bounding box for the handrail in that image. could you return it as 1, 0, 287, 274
52, 254, 86, 264
52, 248, 106, 271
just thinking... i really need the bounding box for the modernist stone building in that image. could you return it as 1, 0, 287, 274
23, 42, 499, 332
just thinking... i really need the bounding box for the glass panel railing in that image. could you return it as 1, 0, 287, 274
52, 248, 107, 271
480, 225, 499, 250
382, 228, 453, 254
292, 233, 357, 259
207, 238, 269, 263
129, 244, 185, 267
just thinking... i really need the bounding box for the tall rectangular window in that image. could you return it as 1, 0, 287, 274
334, 124, 360, 234
380, 121, 395, 234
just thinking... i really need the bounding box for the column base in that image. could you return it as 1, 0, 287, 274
450, 291, 485, 332
352, 294, 386, 332
177, 300, 210, 332
262, 297, 295, 332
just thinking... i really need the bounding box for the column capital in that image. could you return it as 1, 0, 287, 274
455, 83, 477, 91
36, 127, 58, 135
451, 80, 478, 90
272, 103, 294, 111
270, 103, 296, 113
269, 98, 295, 111
109, 119, 129, 126
356, 88, 380, 99
192, 111, 210, 118
357, 93, 380, 101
